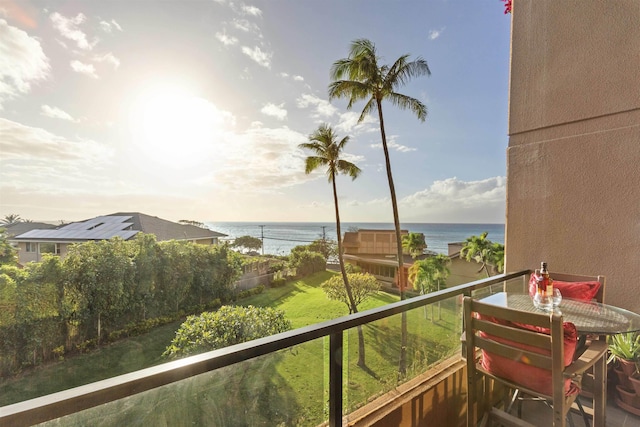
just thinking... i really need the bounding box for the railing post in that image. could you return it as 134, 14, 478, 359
329, 331, 343, 427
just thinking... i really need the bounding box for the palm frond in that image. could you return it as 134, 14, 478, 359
387, 92, 427, 121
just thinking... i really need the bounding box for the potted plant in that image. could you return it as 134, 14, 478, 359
608, 332, 640, 376
608, 332, 640, 412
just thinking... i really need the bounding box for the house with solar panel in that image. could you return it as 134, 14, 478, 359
9, 212, 227, 265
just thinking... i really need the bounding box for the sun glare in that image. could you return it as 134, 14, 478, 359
131, 86, 223, 168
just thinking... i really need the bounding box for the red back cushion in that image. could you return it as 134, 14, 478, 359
478, 314, 579, 396
528, 273, 601, 301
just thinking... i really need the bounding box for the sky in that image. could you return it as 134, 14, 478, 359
0, 0, 512, 225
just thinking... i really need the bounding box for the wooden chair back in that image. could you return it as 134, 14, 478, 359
464, 296, 570, 427
550, 272, 606, 303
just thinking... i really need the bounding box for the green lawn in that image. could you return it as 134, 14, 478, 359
0, 320, 182, 407
1, 271, 462, 426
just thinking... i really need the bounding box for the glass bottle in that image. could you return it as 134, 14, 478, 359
533, 262, 553, 310
541, 262, 554, 299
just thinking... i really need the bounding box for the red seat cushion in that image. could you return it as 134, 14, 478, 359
528, 273, 601, 301
478, 314, 579, 396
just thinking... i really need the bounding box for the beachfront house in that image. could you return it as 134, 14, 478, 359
9, 212, 227, 265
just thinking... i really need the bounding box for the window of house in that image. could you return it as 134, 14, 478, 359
25, 242, 37, 253
40, 243, 61, 255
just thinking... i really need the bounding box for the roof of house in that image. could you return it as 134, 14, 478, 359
10, 212, 226, 242
109, 212, 226, 241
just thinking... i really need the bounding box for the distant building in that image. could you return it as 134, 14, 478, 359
342, 231, 492, 292
342, 229, 429, 289
9, 212, 226, 264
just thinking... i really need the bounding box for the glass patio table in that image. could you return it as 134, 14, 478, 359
479, 292, 640, 335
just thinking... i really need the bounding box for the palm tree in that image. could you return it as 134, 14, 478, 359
460, 232, 494, 277
407, 254, 450, 321
329, 38, 430, 376
430, 254, 450, 320
299, 124, 367, 366
490, 242, 505, 274
402, 232, 427, 259
1, 214, 22, 226
329, 39, 430, 298
408, 254, 450, 295
408, 258, 438, 295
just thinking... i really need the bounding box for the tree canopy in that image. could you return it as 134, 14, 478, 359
460, 232, 504, 277
408, 254, 450, 295
402, 232, 427, 258
322, 272, 379, 314
0, 233, 17, 265
232, 235, 263, 253
178, 219, 207, 228
163, 305, 291, 358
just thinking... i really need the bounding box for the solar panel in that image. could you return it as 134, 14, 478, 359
16, 215, 138, 240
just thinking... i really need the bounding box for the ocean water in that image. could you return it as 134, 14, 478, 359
206, 222, 505, 256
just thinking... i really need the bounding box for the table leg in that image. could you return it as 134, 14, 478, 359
593, 354, 606, 426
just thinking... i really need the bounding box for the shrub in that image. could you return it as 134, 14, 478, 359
289, 250, 326, 277
163, 305, 291, 358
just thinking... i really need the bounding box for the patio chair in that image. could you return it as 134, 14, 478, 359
464, 296, 607, 427
525, 272, 607, 423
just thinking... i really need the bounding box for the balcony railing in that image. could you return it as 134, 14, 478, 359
0, 270, 530, 427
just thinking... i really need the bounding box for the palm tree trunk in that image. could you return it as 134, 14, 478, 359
376, 98, 407, 377
332, 176, 365, 367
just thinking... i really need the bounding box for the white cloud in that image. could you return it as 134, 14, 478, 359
70, 60, 98, 78
94, 52, 120, 69
232, 18, 259, 34
334, 111, 377, 135
0, 19, 50, 109
0, 118, 114, 194
0, 118, 108, 160
370, 135, 416, 152
241, 45, 271, 68
100, 19, 122, 33
280, 73, 304, 82
328, 176, 505, 223
216, 31, 238, 46
50, 12, 95, 50
41, 105, 76, 121
429, 27, 445, 40
241, 5, 262, 17
261, 103, 287, 120
296, 94, 338, 119
199, 125, 310, 192
400, 176, 506, 222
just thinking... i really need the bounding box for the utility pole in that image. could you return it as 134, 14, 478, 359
259, 225, 264, 255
